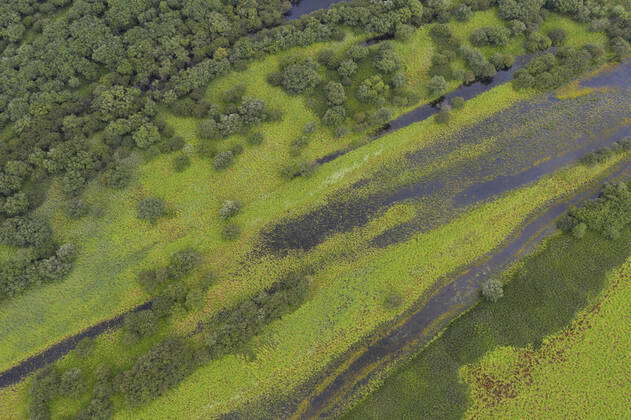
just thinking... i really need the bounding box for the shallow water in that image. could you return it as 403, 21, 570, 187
286, 0, 348, 20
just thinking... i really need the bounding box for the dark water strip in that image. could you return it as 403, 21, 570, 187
316, 54, 533, 165
0, 301, 152, 389
286, 0, 349, 20
295, 161, 631, 418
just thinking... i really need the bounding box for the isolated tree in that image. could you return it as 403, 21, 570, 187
427, 75, 448, 96
137, 197, 166, 223
481, 277, 504, 302
279, 57, 321, 94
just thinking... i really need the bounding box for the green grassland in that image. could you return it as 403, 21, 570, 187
0, 8, 617, 419
462, 258, 631, 418
344, 224, 631, 420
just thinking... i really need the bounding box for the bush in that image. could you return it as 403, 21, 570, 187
435, 109, 451, 124
172, 154, 191, 172
572, 222, 587, 239
222, 84, 246, 104
123, 310, 157, 344
451, 96, 465, 109
453, 4, 473, 21
526, 32, 552, 52
66, 199, 89, 219
247, 132, 264, 146
101, 164, 132, 189
384, 292, 403, 309
197, 119, 218, 140
279, 161, 315, 180
137, 268, 169, 294
395, 24, 415, 41
548, 28, 567, 46
219, 200, 242, 219
159, 136, 186, 153
324, 81, 346, 106
470, 27, 510, 47
279, 57, 321, 94
481, 277, 504, 302
213, 151, 234, 170
59, 368, 84, 397
137, 197, 166, 223
222, 223, 241, 241
322, 106, 347, 127
427, 75, 447, 96
346, 45, 369, 61
490, 53, 516, 70
119, 338, 195, 406
357, 75, 389, 105
337, 59, 358, 79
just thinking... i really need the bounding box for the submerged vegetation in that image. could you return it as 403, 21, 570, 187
0, 0, 629, 419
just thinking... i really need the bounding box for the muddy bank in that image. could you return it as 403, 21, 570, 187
262, 82, 631, 254
294, 160, 631, 418
0, 301, 151, 389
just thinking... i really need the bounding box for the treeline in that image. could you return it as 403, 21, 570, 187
559, 178, 631, 240
28, 247, 311, 417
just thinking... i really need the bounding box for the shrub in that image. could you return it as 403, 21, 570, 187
279, 57, 321, 94
66, 199, 90, 219
219, 200, 242, 219
59, 368, 84, 397
322, 106, 347, 127
572, 222, 587, 239
526, 32, 552, 52
490, 53, 516, 70
122, 310, 157, 344
101, 164, 132, 189
247, 132, 264, 146
222, 223, 241, 241
470, 27, 510, 47
221, 84, 246, 104
451, 96, 465, 109
548, 28, 567, 46
119, 338, 195, 406
481, 277, 504, 302
213, 151, 234, 170
279, 161, 315, 180
427, 75, 447, 96
346, 45, 369, 61
453, 4, 473, 21
196, 119, 218, 140
324, 81, 346, 106
172, 154, 191, 172
435, 109, 451, 124
357, 75, 389, 105
137, 197, 166, 223
159, 136, 186, 153
384, 292, 403, 309
395, 23, 415, 41
337, 59, 358, 79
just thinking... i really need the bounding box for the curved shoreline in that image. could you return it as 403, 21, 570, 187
290, 160, 631, 418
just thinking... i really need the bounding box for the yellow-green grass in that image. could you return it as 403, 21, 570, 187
118, 156, 625, 419
462, 257, 631, 418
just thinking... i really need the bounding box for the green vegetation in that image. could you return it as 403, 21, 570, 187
0, 0, 629, 419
